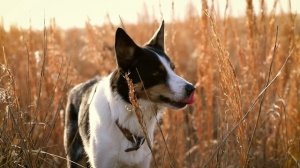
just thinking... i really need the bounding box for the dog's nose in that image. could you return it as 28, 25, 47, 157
185, 84, 195, 95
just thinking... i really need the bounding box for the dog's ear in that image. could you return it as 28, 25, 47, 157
115, 28, 138, 70
146, 20, 164, 51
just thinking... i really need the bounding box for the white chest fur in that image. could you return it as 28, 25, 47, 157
87, 74, 163, 168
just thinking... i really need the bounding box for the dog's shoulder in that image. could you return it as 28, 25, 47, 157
67, 76, 101, 115
70, 76, 101, 95
66, 76, 102, 146
69, 76, 101, 100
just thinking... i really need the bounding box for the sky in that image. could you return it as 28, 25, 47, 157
0, 0, 299, 30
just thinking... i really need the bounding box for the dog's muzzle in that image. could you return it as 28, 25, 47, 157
159, 84, 195, 108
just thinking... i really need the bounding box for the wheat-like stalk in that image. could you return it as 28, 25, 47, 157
124, 73, 158, 167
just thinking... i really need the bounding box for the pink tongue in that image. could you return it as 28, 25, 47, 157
184, 91, 195, 104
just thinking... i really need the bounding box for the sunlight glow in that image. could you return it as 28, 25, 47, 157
0, 0, 299, 30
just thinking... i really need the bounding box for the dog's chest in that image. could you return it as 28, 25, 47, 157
86, 76, 159, 167
89, 107, 153, 167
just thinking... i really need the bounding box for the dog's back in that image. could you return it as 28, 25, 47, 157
64, 76, 100, 168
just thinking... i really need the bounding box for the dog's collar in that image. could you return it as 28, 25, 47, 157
115, 119, 145, 152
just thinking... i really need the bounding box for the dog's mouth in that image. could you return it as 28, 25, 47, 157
159, 92, 195, 108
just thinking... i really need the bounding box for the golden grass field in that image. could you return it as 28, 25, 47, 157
1, 0, 300, 167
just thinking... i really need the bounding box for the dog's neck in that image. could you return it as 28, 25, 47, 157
110, 69, 132, 104
109, 69, 163, 129
107, 71, 164, 149
109, 90, 163, 136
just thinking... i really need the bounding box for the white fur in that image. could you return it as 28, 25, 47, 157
156, 54, 193, 101
86, 73, 164, 168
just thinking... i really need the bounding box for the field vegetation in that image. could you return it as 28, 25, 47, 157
0, 0, 299, 167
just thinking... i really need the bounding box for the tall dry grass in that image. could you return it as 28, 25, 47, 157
1, 0, 300, 167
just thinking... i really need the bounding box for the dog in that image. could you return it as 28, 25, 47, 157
64, 21, 195, 168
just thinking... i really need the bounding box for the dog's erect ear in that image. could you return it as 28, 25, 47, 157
115, 28, 138, 70
147, 20, 164, 51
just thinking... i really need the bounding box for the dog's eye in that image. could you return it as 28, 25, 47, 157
170, 63, 175, 70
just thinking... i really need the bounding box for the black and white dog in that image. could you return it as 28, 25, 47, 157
64, 21, 195, 168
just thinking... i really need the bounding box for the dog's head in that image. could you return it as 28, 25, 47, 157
112, 21, 195, 109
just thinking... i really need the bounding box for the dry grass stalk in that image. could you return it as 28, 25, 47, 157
206, 11, 247, 165
194, 2, 215, 164
203, 46, 293, 168
245, 27, 279, 167
124, 73, 158, 167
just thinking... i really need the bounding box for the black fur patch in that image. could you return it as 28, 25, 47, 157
64, 76, 100, 167
111, 46, 173, 103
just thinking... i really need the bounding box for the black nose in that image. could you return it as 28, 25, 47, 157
185, 84, 195, 95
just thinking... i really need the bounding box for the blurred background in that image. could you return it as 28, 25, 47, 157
1, 0, 299, 30
0, 0, 300, 167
